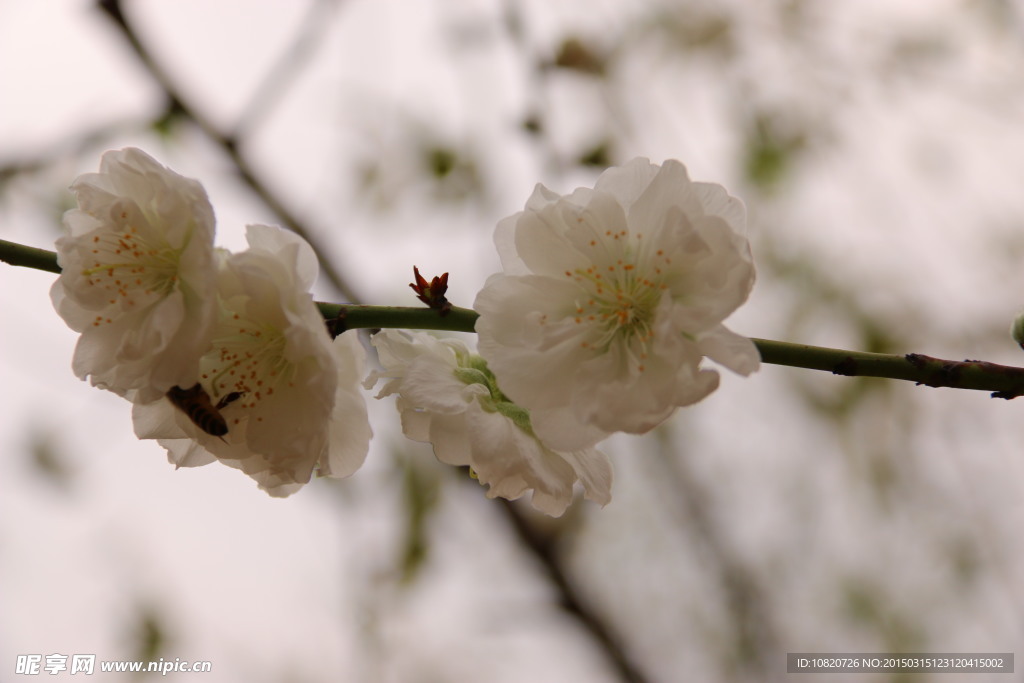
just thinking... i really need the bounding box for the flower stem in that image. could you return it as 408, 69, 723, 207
4, 237, 1024, 398
0, 238, 61, 274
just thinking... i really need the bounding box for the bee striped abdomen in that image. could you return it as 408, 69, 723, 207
216, 392, 244, 410
166, 384, 229, 437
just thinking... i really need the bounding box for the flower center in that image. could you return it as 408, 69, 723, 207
82, 216, 187, 316
200, 310, 292, 423
562, 228, 671, 369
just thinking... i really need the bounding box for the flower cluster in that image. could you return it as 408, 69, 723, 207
52, 149, 369, 496
54, 151, 757, 513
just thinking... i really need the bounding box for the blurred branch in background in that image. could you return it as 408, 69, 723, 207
0, 120, 147, 187
232, 0, 342, 140
498, 498, 649, 683
96, 0, 362, 303
650, 426, 780, 679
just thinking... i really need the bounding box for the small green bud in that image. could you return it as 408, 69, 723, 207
466, 354, 490, 374
454, 367, 490, 387
495, 401, 533, 434
453, 353, 533, 435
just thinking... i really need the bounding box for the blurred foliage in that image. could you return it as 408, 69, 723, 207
550, 37, 607, 76
397, 453, 439, 586
356, 132, 485, 210
150, 102, 187, 141
640, 6, 735, 57
421, 144, 484, 203
945, 535, 982, 586
970, 0, 1016, 29
425, 146, 458, 180
520, 113, 543, 137
842, 578, 924, 654
743, 114, 808, 193
578, 140, 612, 168
27, 427, 74, 492
126, 604, 168, 673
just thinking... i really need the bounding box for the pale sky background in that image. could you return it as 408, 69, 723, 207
5, 1, 1024, 682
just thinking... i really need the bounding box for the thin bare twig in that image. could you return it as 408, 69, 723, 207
96, 0, 362, 303
0, 117, 149, 185
651, 427, 781, 679
498, 500, 650, 683
234, 0, 342, 139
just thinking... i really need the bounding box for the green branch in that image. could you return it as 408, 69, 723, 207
5, 237, 1024, 398
753, 339, 1024, 399
317, 302, 480, 334
0, 238, 61, 274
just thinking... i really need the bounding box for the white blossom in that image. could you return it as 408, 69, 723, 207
475, 158, 759, 450
133, 224, 371, 496
50, 148, 218, 403
366, 330, 612, 517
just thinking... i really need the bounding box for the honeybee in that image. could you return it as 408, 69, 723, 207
166, 384, 244, 438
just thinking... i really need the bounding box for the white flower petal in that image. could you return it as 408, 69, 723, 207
244, 222, 320, 291
132, 397, 190, 441
622, 159, 698, 234
158, 437, 217, 469
529, 407, 610, 453
697, 325, 761, 376
464, 407, 578, 517
475, 275, 592, 407
593, 156, 661, 207
426, 410, 475, 467
398, 400, 436, 444
322, 331, 373, 479
557, 447, 613, 507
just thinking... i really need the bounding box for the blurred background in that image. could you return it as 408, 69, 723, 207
3, 0, 1024, 681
